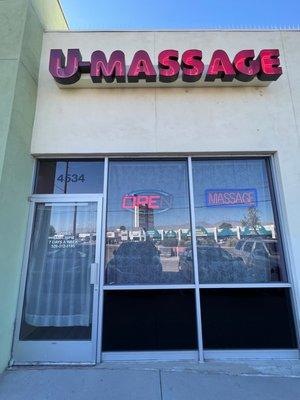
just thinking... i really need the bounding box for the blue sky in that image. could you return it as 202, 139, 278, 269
60, 0, 300, 30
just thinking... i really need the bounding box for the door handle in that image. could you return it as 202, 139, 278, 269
90, 262, 99, 285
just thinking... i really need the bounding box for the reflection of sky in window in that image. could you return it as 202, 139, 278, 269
53, 162, 67, 193
43, 159, 276, 233
107, 159, 275, 231
193, 159, 274, 226
41, 203, 97, 234
107, 161, 191, 230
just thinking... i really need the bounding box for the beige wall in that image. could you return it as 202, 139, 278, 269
32, 30, 300, 324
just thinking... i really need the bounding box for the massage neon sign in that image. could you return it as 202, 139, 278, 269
49, 48, 282, 85
205, 189, 258, 208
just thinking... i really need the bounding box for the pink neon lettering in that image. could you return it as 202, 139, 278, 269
148, 195, 160, 209
136, 195, 148, 207
122, 194, 162, 209
122, 195, 135, 209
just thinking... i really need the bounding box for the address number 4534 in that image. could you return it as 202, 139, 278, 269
57, 174, 85, 183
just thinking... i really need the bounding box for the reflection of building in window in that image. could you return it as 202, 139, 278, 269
186, 224, 275, 242
133, 204, 154, 230
106, 223, 276, 245
129, 229, 146, 241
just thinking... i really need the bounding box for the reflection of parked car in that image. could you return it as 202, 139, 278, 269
158, 246, 173, 258
179, 241, 282, 283
178, 248, 194, 281
233, 239, 246, 257
106, 241, 163, 284
179, 245, 246, 283
199, 246, 246, 283
233, 238, 280, 281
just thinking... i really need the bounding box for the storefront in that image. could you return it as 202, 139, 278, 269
10, 30, 300, 364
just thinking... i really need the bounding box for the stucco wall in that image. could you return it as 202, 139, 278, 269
0, 0, 27, 180
31, 31, 300, 332
32, 31, 300, 155
0, 0, 67, 373
31, 0, 68, 30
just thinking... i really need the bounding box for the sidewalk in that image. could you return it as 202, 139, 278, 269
1, 360, 300, 400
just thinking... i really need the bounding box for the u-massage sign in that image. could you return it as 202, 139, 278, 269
49, 48, 282, 88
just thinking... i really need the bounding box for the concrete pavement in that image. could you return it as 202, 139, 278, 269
1, 360, 300, 400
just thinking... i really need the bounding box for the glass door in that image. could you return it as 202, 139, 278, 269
13, 194, 102, 363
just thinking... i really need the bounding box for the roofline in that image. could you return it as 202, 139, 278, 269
44, 28, 300, 33
57, 0, 69, 29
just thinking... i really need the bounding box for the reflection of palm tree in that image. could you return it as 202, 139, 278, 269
241, 207, 261, 235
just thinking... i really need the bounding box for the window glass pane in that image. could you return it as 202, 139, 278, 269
105, 160, 193, 285
19, 202, 97, 341
102, 290, 197, 351
243, 242, 253, 252
201, 288, 297, 349
35, 161, 66, 194
53, 161, 68, 193
35, 160, 104, 194
192, 159, 286, 283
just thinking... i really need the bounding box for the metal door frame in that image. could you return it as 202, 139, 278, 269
12, 155, 300, 364
13, 194, 103, 364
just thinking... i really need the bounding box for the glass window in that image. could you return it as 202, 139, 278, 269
105, 160, 193, 285
102, 290, 197, 351
243, 241, 253, 253
235, 240, 244, 250
35, 160, 104, 194
255, 243, 264, 251
19, 202, 97, 341
201, 289, 297, 349
192, 159, 286, 283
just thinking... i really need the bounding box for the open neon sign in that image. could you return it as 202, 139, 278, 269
49, 49, 282, 85
122, 190, 173, 213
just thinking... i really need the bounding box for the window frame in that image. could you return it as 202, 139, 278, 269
104, 157, 195, 287
12, 193, 104, 364
34, 158, 105, 195
13, 155, 299, 365
101, 155, 296, 361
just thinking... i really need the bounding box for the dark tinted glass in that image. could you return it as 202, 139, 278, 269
35, 160, 104, 194
35, 161, 61, 194
105, 160, 193, 285
102, 290, 197, 351
192, 159, 286, 283
201, 288, 297, 349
